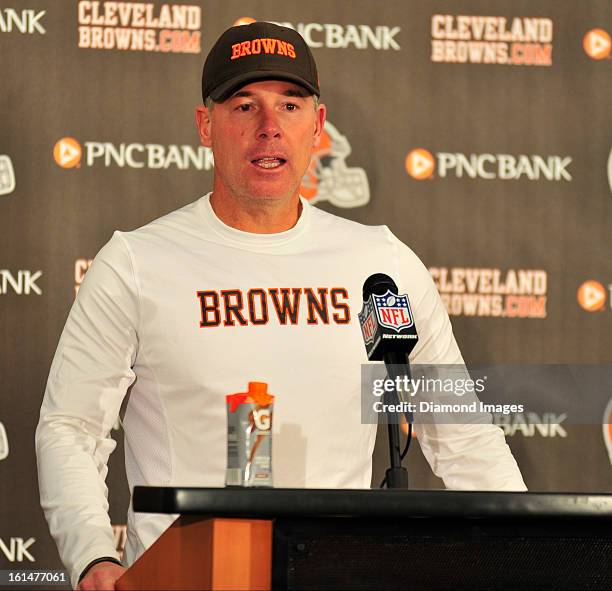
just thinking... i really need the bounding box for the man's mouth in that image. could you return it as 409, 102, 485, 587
251, 157, 286, 169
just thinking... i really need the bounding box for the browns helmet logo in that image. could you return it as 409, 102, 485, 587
233, 17, 257, 27
0, 155, 16, 196
0, 421, 8, 461
300, 121, 370, 208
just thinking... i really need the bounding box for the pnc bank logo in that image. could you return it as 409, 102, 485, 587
0, 270, 43, 295
583, 28, 611, 60
405, 148, 572, 182
234, 16, 401, 50
53, 137, 213, 171
53, 138, 82, 169
0, 8, 46, 34
405, 149, 435, 180
495, 413, 567, 438
577, 280, 608, 312
0, 538, 35, 562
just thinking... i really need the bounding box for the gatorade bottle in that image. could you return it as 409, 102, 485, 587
226, 382, 274, 487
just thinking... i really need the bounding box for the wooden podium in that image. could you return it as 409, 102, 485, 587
115, 514, 272, 590
116, 488, 612, 591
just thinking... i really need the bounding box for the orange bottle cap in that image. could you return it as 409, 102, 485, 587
226, 382, 274, 411
248, 382, 268, 395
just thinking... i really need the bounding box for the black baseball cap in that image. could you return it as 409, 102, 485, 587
202, 21, 320, 102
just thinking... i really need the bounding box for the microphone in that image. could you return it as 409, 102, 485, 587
359, 273, 419, 489
359, 273, 419, 367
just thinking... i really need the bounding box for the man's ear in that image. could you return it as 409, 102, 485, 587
313, 102, 327, 148
195, 105, 212, 148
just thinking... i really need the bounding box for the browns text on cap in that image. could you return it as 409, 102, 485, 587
202, 21, 320, 102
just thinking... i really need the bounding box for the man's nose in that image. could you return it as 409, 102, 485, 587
257, 109, 282, 140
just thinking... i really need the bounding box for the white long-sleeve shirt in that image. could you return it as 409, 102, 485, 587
36, 194, 526, 588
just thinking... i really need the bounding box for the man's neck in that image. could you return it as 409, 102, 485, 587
209, 188, 302, 234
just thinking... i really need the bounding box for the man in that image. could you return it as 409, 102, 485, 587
36, 22, 526, 591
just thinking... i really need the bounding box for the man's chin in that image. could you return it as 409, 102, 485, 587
241, 182, 301, 204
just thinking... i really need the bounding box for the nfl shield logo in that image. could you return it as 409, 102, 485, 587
373, 290, 414, 332
359, 299, 377, 345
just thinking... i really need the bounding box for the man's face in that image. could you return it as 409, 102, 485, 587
196, 80, 326, 205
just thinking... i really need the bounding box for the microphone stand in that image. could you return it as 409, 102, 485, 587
383, 359, 409, 489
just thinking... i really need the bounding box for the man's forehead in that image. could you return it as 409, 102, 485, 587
227, 80, 311, 100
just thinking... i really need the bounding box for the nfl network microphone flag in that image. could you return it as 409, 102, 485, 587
358, 282, 419, 361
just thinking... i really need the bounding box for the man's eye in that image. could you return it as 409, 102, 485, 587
237, 104, 252, 112
286, 103, 298, 111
